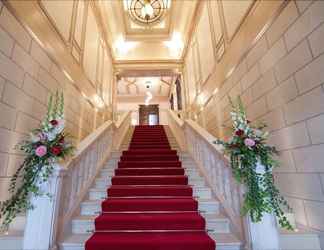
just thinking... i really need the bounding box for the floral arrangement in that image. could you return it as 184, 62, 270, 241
214, 97, 293, 230
0, 91, 74, 231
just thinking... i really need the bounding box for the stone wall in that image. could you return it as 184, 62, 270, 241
0, 5, 107, 201
201, 1, 324, 231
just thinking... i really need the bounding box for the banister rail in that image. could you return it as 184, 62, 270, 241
167, 110, 186, 152
22, 112, 132, 250
167, 110, 245, 242
113, 111, 132, 151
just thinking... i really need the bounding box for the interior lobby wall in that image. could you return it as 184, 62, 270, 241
117, 99, 170, 125
183, 0, 324, 232
0, 3, 113, 201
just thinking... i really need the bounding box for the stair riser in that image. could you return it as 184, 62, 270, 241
99, 171, 201, 179
71, 218, 230, 234
94, 182, 206, 189
95, 179, 111, 188
279, 234, 321, 250
80, 201, 219, 216
88, 188, 212, 200
59, 241, 241, 250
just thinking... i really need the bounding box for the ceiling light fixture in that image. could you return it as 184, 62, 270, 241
125, 0, 171, 25
164, 32, 184, 57
197, 94, 205, 106
114, 36, 138, 55
145, 91, 153, 106
93, 95, 105, 109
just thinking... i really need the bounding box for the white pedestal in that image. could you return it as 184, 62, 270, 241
23, 165, 66, 250
249, 213, 280, 250
248, 163, 280, 250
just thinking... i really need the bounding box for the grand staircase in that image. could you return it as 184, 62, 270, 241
60, 125, 241, 250
60, 124, 322, 250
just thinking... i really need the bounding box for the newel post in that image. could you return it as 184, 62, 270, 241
23, 164, 67, 250
246, 162, 280, 250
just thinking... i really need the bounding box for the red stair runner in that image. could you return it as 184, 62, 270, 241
85, 125, 216, 250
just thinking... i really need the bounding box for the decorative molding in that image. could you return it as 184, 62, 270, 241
37, 0, 73, 47
90, 1, 115, 64
216, 39, 225, 62
180, 0, 203, 61
221, 0, 257, 43
207, 0, 224, 60
119, 0, 172, 40
191, 0, 288, 111
3, 1, 98, 109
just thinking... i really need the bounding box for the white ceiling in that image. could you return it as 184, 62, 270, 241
117, 76, 174, 96
97, 0, 198, 61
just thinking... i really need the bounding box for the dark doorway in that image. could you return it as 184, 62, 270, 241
139, 104, 159, 125
170, 94, 174, 110
175, 77, 182, 110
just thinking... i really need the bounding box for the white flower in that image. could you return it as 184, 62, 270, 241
30, 133, 40, 143
254, 129, 263, 137
54, 119, 65, 134
46, 131, 57, 141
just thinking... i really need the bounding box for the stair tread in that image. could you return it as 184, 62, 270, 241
61, 233, 241, 246
73, 213, 228, 223
75, 126, 226, 249
209, 233, 241, 245
83, 198, 218, 204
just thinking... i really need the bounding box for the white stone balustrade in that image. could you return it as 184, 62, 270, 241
23, 112, 131, 250
167, 109, 281, 250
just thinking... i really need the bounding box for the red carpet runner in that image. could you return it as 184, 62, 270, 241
85, 125, 216, 250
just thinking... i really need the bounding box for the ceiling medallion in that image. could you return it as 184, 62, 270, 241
127, 0, 170, 25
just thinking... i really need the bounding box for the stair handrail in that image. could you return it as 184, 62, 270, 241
113, 111, 132, 150
167, 110, 187, 151
167, 109, 245, 242
22, 111, 132, 250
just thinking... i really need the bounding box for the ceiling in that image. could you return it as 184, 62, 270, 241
97, 0, 198, 62
117, 76, 174, 97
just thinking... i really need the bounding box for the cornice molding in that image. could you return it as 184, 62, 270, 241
91, 1, 115, 62
180, 0, 203, 62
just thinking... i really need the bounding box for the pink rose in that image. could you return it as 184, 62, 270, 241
35, 145, 47, 157
244, 138, 256, 147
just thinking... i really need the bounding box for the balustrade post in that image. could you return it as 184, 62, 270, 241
23, 164, 66, 250
247, 162, 280, 250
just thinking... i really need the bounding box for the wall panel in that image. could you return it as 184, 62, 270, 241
40, 0, 74, 42
83, 5, 99, 85
74, 0, 86, 48
196, 3, 215, 84
209, 0, 223, 46
221, 0, 254, 40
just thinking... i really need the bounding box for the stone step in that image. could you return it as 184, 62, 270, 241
71, 213, 230, 234
80, 198, 219, 216
279, 228, 322, 250
0, 231, 23, 250
94, 176, 205, 189
88, 186, 212, 200
99, 169, 202, 179
60, 232, 241, 250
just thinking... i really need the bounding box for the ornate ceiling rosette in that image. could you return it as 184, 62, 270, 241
126, 0, 171, 25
